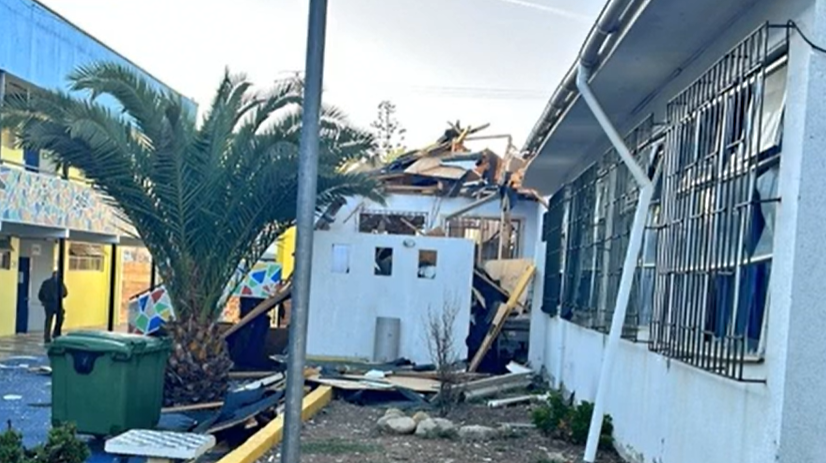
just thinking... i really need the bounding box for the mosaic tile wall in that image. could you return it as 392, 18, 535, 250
128, 262, 283, 334
0, 166, 121, 235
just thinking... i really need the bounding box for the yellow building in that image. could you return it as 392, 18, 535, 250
0, 0, 197, 338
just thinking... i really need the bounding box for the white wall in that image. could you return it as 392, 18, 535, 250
329, 193, 542, 259
528, 0, 817, 462
307, 231, 474, 365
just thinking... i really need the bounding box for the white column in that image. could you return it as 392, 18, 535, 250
768, 2, 826, 461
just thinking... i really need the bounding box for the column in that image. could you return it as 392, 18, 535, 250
768, 3, 826, 461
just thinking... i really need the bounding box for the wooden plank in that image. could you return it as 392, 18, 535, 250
468, 264, 536, 372
221, 282, 292, 339
483, 259, 535, 310
162, 401, 223, 413
215, 387, 332, 463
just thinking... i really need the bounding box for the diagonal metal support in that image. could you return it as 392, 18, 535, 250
575, 64, 654, 463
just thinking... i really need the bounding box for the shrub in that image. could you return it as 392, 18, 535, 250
0, 422, 89, 463
30, 423, 90, 463
531, 393, 614, 449
0, 422, 25, 463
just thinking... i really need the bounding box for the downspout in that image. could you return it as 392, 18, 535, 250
575, 64, 654, 463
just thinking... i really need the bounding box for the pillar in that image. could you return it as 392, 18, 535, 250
768, 3, 826, 461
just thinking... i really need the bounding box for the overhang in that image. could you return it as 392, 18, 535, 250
523, 0, 763, 195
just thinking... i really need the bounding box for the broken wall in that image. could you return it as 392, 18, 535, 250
307, 230, 474, 365
329, 193, 541, 259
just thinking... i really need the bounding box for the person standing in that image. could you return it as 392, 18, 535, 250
38, 271, 68, 343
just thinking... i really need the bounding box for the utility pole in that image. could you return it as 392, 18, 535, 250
280, 1, 328, 463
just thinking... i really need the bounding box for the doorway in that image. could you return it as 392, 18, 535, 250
16, 257, 30, 333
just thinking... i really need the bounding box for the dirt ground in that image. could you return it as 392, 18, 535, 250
259, 400, 624, 463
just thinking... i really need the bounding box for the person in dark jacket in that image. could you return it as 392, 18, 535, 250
38, 271, 68, 343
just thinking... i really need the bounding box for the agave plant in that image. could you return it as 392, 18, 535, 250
2, 63, 383, 405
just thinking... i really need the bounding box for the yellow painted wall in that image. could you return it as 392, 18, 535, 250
276, 226, 296, 279
0, 129, 24, 165
0, 238, 20, 337
62, 243, 114, 329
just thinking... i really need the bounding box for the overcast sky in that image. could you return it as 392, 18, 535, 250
39, 0, 603, 148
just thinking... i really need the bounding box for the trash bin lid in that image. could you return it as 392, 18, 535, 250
48, 330, 170, 356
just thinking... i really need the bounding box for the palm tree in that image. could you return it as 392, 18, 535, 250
2, 63, 383, 405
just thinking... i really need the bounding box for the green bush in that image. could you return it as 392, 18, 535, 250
0, 422, 26, 463
531, 393, 614, 449
0, 422, 89, 463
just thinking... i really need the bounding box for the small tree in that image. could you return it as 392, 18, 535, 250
424, 296, 462, 416
370, 100, 406, 163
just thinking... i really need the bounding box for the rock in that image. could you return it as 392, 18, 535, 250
412, 411, 431, 424
497, 423, 521, 438
383, 407, 405, 418
416, 417, 457, 438
379, 416, 417, 435
458, 425, 499, 441
545, 451, 568, 462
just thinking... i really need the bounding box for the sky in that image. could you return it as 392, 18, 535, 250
38, 0, 604, 149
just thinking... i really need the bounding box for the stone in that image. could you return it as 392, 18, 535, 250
412, 411, 432, 424
416, 418, 457, 439
458, 425, 499, 441
379, 416, 417, 435
384, 408, 405, 418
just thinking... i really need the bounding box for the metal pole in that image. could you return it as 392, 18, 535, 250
107, 243, 118, 331
281, 1, 327, 462
575, 65, 654, 463
0, 71, 6, 154
150, 256, 157, 288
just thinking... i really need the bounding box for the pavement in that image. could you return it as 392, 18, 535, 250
0, 331, 146, 463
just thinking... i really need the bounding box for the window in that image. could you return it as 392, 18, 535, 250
359, 211, 426, 235
68, 243, 104, 271
446, 217, 522, 264
541, 26, 785, 381
374, 247, 393, 276
649, 27, 784, 380
0, 237, 12, 270
418, 250, 437, 279
331, 244, 350, 274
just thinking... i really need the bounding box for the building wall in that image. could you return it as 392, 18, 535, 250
62, 243, 114, 329
0, 129, 24, 164
307, 230, 474, 365
329, 194, 542, 260
528, 0, 815, 462
276, 226, 296, 279
0, 0, 196, 114
0, 237, 19, 337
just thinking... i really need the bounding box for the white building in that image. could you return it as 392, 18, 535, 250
523, 0, 826, 462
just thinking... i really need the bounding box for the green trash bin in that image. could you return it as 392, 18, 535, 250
48, 330, 171, 436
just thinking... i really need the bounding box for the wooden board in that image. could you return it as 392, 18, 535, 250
468, 264, 536, 372
483, 259, 534, 310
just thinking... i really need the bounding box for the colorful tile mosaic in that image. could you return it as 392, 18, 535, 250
0, 166, 123, 235
127, 262, 283, 334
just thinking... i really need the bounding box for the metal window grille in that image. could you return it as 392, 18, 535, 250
446, 216, 522, 261
649, 25, 785, 381
554, 116, 661, 341
358, 210, 427, 235
68, 243, 105, 272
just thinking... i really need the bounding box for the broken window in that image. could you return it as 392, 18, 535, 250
359, 211, 426, 235
446, 217, 521, 263
418, 250, 437, 279
374, 247, 393, 276
68, 243, 104, 271
331, 244, 350, 274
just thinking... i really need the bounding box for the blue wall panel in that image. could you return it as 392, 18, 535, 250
0, 0, 197, 114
